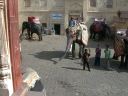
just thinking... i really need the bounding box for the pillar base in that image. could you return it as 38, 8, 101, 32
12, 83, 28, 96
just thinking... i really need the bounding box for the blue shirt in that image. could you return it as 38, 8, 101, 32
69, 20, 75, 27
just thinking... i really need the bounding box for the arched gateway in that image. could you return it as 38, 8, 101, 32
0, 0, 22, 96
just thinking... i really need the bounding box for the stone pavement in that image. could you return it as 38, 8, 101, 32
21, 35, 128, 96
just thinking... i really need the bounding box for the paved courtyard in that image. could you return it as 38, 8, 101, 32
21, 35, 128, 96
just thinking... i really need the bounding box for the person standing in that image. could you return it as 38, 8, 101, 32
94, 44, 101, 66
117, 10, 121, 18
51, 27, 55, 35
69, 17, 75, 27
104, 44, 111, 70
82, 49, 91, 71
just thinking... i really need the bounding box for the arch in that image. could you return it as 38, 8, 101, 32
70, 2, 83, 10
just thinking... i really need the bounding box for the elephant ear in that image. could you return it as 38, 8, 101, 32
79, 23, 89, 46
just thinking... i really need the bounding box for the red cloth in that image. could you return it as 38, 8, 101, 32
94, 22, 102, 32
28, 16, 35, 23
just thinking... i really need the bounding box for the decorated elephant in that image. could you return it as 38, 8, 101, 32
89, 20, 111, 40
21, 17, 43, 41
62, 22, 89, 59
113, 29, 128, 69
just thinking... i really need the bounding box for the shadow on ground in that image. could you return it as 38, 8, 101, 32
30, 80, 44, 92
89, 57, 128, 73
32, 51, 65, 64
66, 57, 128, 73
62, 67, 83, 71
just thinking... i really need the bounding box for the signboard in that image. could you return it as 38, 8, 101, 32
51, 13, 63, 20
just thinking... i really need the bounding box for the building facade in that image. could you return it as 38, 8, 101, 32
19, 0, 128, 35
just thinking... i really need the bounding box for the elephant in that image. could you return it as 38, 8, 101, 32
89, 21, 111, 40
21, 21, 43, 41
113, 30, 128, 69
63, 22, 89, 59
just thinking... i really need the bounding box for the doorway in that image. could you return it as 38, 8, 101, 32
54, 24, 61, 35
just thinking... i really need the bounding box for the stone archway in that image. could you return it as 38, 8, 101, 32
64, 0, 83, 28
68, 2, 83, 22
70, 2, 83, 11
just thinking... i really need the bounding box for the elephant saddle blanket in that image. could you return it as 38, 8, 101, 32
68, 26, 78, 39
114, 36, 125, 56
94, 22, 103, 32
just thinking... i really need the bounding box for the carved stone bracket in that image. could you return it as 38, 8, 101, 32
0, 64, 10, 79
0, 0, 4, 9
0, 63, 11, 88
0, 0, 11, 89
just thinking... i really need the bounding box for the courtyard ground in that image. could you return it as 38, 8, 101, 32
21, 35, 128, 96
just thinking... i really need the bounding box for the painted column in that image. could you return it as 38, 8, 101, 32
83, 0, 88, 22
64, 12, 69, 29
7, 0, 22, 92
0, 0, 13, 96
64, 0, 69, 29
83, 0, 91, 27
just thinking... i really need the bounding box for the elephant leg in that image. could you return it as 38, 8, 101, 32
79, 45, 82, 58
99, 32, 104, 41
119, 55, 125, 69
124, 55, 128, 68
27, 29, 31, 39
40, 35, 42, 41
79, 44, 84, 58
30, 31, 33, 39
90, 32, 93, 39
38, 32, 42, 41
72, 41, 76, 58
102, 31, 106, 40
112, 53, 119, 60
40, 35, 43, 40
66, 37, 69, 48
93, 32, 96, 39
38, 35, 41, 41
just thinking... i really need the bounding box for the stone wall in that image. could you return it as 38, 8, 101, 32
19, 0, 128, 34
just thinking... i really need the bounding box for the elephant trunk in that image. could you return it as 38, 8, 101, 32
59, 38, 73, 60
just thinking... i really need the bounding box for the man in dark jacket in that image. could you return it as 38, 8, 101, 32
82, 49, 91, 71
